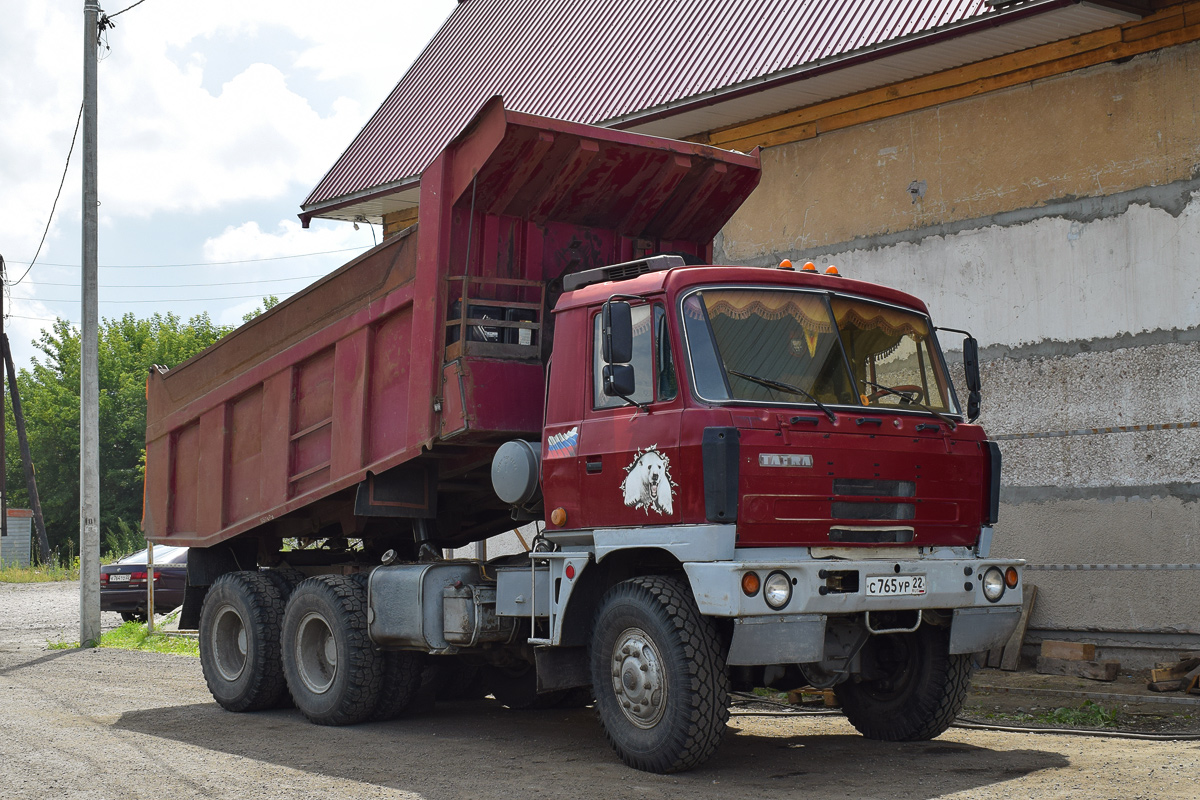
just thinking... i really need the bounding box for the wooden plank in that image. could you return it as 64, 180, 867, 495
1150, 658, 1200, 682
1000, 584, 1037, 671
1036, 657, 1120, 682
1148, 679, 1187, 692
986, 646, 1003, 669
1041, 640, 1097, 661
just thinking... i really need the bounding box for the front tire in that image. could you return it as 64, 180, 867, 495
281, 575, 383, 725
835, 623, 972, 741
589, 576, 728, 774
198, 571, 289, 712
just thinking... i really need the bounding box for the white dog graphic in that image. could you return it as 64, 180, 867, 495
620, 445, 677, 515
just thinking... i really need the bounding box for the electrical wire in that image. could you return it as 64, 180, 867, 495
8, 103, 84, 288
726, 693, 1200, 741
35, 293, 292, 305
27, 275, 322, 289
6, 246, 369, 269
108, 0, 149, 19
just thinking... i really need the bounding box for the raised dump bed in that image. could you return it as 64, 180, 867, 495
142, 97, 761, 555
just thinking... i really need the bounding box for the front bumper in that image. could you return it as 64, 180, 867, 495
682, 554, 1023, 665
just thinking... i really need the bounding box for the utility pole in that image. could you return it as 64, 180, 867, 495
80, 0, 101, 647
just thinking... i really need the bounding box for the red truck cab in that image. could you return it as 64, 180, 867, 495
543, 262, 997, 548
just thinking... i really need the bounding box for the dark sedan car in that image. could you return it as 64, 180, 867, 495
100, 545, 188, 622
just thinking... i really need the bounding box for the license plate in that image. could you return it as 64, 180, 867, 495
108, 573, 131, 583
866, 575, 926, 596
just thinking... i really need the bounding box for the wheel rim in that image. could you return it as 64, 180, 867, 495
296, 611, 338, 695
610, 626, 667, 729
211, 604, 248, 682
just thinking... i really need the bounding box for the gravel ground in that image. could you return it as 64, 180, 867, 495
2, 581, 1198, 799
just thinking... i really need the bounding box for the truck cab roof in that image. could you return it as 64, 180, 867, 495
555, 263, 933, 316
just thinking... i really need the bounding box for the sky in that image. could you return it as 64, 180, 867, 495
0, 0, 459, 370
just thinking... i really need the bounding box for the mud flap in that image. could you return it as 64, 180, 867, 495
948, 606, 1022, 654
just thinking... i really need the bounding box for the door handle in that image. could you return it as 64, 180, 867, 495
586, 459, 603, 474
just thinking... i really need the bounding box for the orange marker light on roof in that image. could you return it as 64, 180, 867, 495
801, 261, 817, 272
778, 259, 794, 270
825, 265, 840, 275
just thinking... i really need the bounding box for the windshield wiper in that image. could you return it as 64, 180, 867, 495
860, 379, 958, 430
726, 369, 837, 423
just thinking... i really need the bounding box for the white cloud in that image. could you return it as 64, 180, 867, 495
1, 1, 456, 248
1, 1, 455, 365
203, 218, 368, 262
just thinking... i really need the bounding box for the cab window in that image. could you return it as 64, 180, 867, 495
593, 304, 675, 409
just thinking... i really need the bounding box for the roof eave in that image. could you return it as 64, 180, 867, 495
602, 0, 1101, 132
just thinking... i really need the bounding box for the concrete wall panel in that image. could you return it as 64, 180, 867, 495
725, 189, 1200, 349
721, 40, 1200, 260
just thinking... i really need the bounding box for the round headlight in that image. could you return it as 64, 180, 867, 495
981, 567, 1005, 602
763, 571, 793, 609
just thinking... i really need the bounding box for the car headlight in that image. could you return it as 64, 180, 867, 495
763, 571, 793, 609
981, 567, 1005, 602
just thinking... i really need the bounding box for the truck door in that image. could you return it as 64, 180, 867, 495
577, 303, 683, 528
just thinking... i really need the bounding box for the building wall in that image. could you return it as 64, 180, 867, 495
716, 40, 1200, 660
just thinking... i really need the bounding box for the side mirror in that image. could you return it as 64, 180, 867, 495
602, 301, 633, 364
963, 336, 981, 422
603, 364, 635, 397
963, 337, 981, 392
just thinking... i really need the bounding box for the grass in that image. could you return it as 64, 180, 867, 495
48, 612, 199, 657
0, 559, 79, 583
972, 701, 1120, 729
1037, 701, 1119, 728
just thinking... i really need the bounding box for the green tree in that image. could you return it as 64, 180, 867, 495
4, 300, 277, 562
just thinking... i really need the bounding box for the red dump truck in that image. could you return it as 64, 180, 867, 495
144, 98, 1022, 773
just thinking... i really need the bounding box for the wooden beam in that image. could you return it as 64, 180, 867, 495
1150, 658, 1200, 682
999, 584, 1037, 671
1041, 640, 1097, 661
1036, 656, 1120, 681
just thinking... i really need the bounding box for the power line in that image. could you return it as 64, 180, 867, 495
9, 102, 85, 288
26, 274, 322, 289
5, 246, 369, 269
108, 0, 149, 19
7, 314, 60, 323
35, 292, 294, 305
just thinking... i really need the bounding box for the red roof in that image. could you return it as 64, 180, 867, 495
301, 0, 1142, 225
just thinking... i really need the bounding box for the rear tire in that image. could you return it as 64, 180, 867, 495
589, 576, 728, 774
198, 571, 289, 712
835, 623, 972, 741
281, 575, 383, 725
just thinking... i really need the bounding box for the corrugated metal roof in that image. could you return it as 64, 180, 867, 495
301, 0, 1140, 224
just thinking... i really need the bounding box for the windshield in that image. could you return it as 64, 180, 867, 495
681, 288, 957, 414
830, 296, 955, 413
